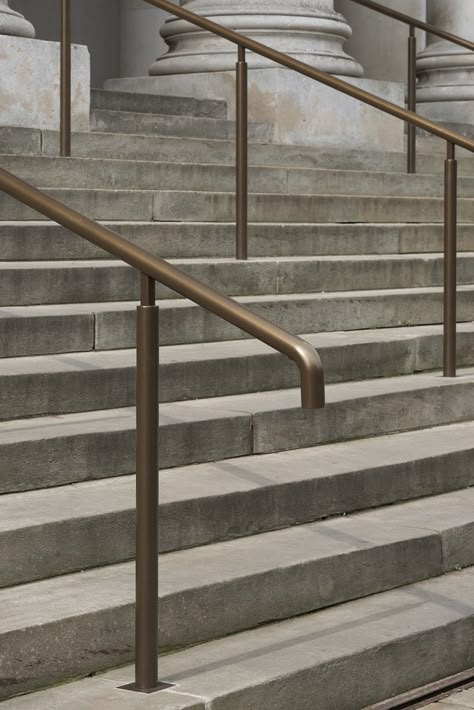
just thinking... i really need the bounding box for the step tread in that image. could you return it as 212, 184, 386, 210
2, 565, 474, 709
3, 252, 474, 268
2, 367, 474, 443
2, 421, 474, 533
1, 323, 474, 375
1, 283, 474, 315
2, 486, 473, 631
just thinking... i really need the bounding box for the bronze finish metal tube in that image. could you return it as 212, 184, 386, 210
0, 166, 324, 409
444, 143, 457, 377
407, 26, 417, 174
60, 0, 71, 157
121, 275, 172, 693
236, 45, 248, 260
349, 0, 474, 51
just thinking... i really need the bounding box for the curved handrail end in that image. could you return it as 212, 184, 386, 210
294, 340, 325, 409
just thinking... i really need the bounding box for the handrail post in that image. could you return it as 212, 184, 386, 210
407, 25, 417, 173
60, 0, 71, 157
236, 45, 248, 260
122, 274, 171, 694
444, 142, 457, 377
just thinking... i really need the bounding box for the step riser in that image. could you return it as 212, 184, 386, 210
3, 330, 474, 421
95, 290, 474, 351
4, 257, 474, 306
91, 109, 273, 143
90, 89, 227, 119
153, 192, 474, 224
6, 190, 474, 223
3, 447, 474, 588
10, 127, 471, 176
2, 289, 474, 358
4, 156, 474, 197
2, 377, 474, 494
2, 519, 473, 699
2, 224, 474, 262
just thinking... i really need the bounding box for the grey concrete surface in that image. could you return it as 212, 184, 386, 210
91, 109, 273, 143
1, 222, 474, 262
3, 254, 474, 307
2, 368, 474, 493
2, 567, 474, 708
91, 89, 227, 119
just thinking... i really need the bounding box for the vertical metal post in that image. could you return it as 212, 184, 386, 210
122, 274, 171, 694
236, 45, 248, 260
407, 25, 417, 174
444, 143, 457, 377
60, 0, 71, 157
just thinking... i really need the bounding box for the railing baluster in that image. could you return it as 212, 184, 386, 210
236, 45, 248, 260
60, 0, 71, 157
122, 273, 172, 693
444, 143, 457, 377
407, 25, 417, 174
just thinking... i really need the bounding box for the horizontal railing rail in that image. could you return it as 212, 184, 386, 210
0, 164, 324, 693
349, 0, 474, 174
47, 0, 474, 692
349, 0, 474, 52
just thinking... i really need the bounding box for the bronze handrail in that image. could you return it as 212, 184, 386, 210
44, 0, 474, 691
349, 0, 474, 174
0, 166, 323, 410
0, 164, 324, 692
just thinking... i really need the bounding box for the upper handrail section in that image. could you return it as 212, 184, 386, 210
0, 165, 324, 409
349, 0, 474, 52
142, 0, 474, 154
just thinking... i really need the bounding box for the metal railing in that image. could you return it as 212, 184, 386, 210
0, 165, 324, 693
33, 0, 474, 691
349, 0, 474, 174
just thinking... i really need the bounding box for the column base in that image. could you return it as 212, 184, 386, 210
105, 69, 404, 151
0, 36, 90, 131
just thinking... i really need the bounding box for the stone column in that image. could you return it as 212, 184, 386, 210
417, 0, 474, 126
150, 0, 362, 77
0, 0, 34, 38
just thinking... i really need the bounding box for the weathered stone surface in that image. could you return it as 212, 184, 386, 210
0, 36, 90, 131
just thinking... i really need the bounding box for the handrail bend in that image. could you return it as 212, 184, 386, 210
349, 0, 474, 52
0, 163, 324, 693
0, 166, 324, 409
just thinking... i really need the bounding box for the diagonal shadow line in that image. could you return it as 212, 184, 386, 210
164, 599, 423, 683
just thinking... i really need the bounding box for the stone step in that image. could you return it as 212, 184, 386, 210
2, 125, 471, 176
2, 368, 474, 494
2, 423, 474, 586
2, 322, 473, 420
3, 154, 474, 197
90, 88, 228, 119
2, 324, 474, 421
0, 489, 473, 699
36, 129, 474, 175
2, 286, 474, 357
90, 108, 273, 143
3, 186, 474, 223
3, 254, 474, 307
3, 566, 472, 710
153, 190, 474, 223
2, 221, 474, 262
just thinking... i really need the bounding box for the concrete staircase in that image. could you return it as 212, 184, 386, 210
1, 89, 474, 709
